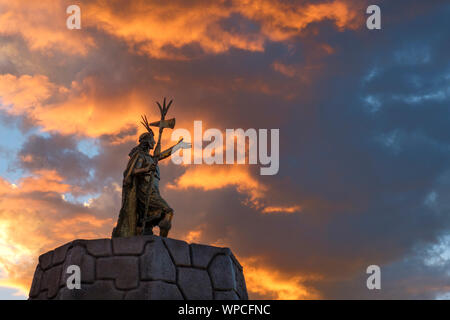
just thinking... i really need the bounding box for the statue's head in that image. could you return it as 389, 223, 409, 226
139, 130, 155, 149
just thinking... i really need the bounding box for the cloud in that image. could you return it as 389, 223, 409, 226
84, 0, 263, 60
1, 0, 365, 60
261, 205, 301, 214
1, 0, 450, 300
241, 256, 321, 299
0, 172, 113, 294
0, 74, 160, 137
83, 0, 364, 60
0, 0, 95, 55
168, 165, 267, 205
235, 0, 363, 41
167, 165, 302, 214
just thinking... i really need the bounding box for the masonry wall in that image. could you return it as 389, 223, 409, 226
28, 236, 248, 300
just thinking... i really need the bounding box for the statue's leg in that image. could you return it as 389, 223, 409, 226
159, 211, 173, 237
136, 197, 148, 236
148, 191, 174, 237
142, 221, 154, 236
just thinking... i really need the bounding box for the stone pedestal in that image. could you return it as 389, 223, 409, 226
28, 236, 248, 300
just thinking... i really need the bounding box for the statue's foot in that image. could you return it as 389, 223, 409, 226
142, 228, 153, 236
158, 211, 173, 238
159, 228, 168, 237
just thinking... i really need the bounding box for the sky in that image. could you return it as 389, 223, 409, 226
0, 0, 450, 299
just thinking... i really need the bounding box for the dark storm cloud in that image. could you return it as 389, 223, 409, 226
152, 0, 450, 298
18, 134, 92, 183
16, 127, 139, 197
267, 1, 450, 297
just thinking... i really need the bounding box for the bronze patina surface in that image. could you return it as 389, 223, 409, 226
112, 98, 191, 238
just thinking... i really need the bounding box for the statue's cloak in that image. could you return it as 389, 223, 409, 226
112, 150, 141, 238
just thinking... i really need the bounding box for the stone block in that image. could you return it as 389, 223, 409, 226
140, 238, 176, 282
191, 243, 228, 268
60, 246, 95, 286
97, 256, 139, 290
29, 266, 43, 298
163, 238, 191, 266
39, 250, 54, 270
215, 290, 239, 300
57, 280, 124, 300
178, 267, 213, 300
112, 236, 152, 255
209, 254, 235, 290
86, 239, 112, 257
233, 262, 248, 300
47, 265, 63, 299
53, 242, 72, 265
125, 281, 183, 300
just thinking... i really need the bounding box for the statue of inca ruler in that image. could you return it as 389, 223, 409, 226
112, 98, 191, 238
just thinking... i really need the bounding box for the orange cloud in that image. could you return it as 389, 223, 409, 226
182, 227, 205, 244
0, 1, 366, 138
0, 74, 56, 111
0, 173, 112, 296
84, 0, 362, 59
262, 205, 302, 214
172, 226, 321, 300
84, 0, 264, 60
236, 0, 362, 42
167, 165, 304, 214
17, 170, 71, 194
0, 0, 364, 60
0, 74, 161, 137
0, 73, 224, 146
0, 169, 71, 194
240, 256, 321, 299
0, 1, 94, 55
168, 165, 268, 207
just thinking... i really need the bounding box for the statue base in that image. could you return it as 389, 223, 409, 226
28, 236, 248, 300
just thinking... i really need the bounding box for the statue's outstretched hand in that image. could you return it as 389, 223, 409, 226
179, 141, 192, 149
176, 138, 192, 149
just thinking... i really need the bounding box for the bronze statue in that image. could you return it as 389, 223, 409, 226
112, 98, 191, 238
